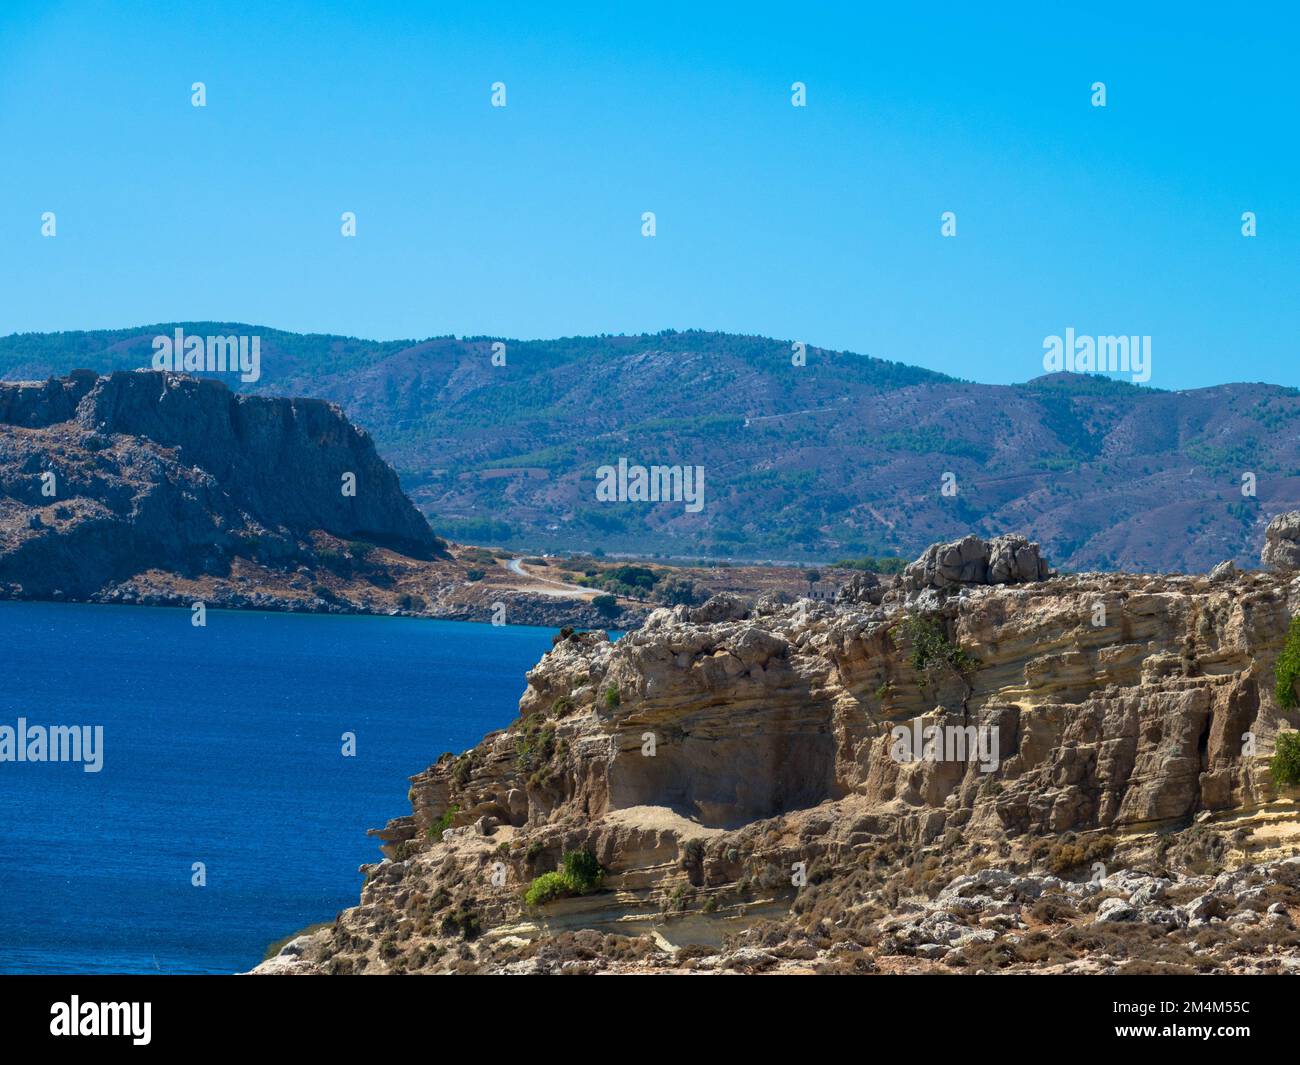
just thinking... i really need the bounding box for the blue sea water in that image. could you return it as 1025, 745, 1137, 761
0, 601, 564, 974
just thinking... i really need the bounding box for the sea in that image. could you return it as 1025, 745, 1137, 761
0, 601, 566, 974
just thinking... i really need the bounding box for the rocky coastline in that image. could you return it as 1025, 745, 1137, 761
251, 525, 1300, 975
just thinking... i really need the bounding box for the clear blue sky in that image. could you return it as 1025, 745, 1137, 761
0, 1, 1295, 389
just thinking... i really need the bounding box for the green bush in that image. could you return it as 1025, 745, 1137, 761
592, 593, 619, 618
524, 871, 570, 907
654, 576, 699, 606
603, 686, 620, 709
561, 849, 603, 892
523, 849, 604, 907
1275, 616, 1300, 710
894, 615, 979, 686
426, 804, 460, 841
514, 713, 556, 771
1271, 732, 1300, 787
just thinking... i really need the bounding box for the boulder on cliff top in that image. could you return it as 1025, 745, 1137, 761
901, 534, 1051, 592
1262, 511, 1300, 571
836, 570, 885, 606
689, 592, 753, 624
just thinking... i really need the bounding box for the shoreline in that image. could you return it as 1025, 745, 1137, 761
0, 587, 632, 631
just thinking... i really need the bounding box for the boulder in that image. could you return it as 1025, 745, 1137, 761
689, 592, 753, 624
1262, 512, 1300, 571
902, 534, 1051, 592
836, 571, 884, 606
1209, 560, 1238, 581
1096, 897, 1136, 923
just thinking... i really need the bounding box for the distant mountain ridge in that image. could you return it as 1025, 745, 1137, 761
2, 325, 1297, 573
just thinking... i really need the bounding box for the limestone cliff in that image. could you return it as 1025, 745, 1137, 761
256, 535, 1300, 975
0, 371, 444, 601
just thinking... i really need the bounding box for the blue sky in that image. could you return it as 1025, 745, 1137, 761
0, 1, 1295, 388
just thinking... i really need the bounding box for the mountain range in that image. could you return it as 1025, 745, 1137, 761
2, 324, 1296, 573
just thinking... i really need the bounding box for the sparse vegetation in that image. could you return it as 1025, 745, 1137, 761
1275, 615, 1300, 710
893, 615, 979, 687
426, 804, 460, 841
523, 871, 570, 906
524, 848, 604, 907
514, 712, 556, 772
1271, 731, 1300, 787
1039, 834, 1116, 876
261, 921, 332, 961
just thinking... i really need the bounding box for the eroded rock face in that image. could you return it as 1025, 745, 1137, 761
837, 570, 885, 605
0, 371, 443, 597
901, 534, 1051, 593
1263, 512, 1300, 571
257, 561, 1300, 975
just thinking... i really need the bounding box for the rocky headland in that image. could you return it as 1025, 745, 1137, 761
0, 371, 843, 630
0, 371, 650, 628
251, 525, 1300, 975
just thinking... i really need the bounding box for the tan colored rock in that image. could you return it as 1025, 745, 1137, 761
1263, 511, 1300, 571
259, 563, 1300, 975
901, 533, 1051, 592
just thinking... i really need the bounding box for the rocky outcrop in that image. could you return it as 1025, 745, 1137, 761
0, 371, 444, 599
253, 556, 1300, 975
836, 570, 885, 606
1263, 512, 1300, 572
901, 533, 1051, 593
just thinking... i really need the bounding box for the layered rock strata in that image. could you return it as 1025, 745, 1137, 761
255, 556, 1300, 975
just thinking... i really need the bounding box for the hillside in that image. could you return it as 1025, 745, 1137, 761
3, 325, 1298, 572
0, 371, 835, 626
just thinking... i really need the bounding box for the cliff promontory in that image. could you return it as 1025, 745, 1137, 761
0, 370, 444, 599
255, 532, 1300, 975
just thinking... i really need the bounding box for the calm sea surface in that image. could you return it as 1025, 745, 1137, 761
0, 601, 562, 974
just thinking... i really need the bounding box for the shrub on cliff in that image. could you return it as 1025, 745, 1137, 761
426, 804, 459, 841
1271, 732, 1300, 787
561, 848, 603, 892
514, 713, 556, 771
592, 593, 619, 618
524, 872, 570, 907
1275, 616, 1300, 710
524, 849, 604, 907
1035, 833, 1115, 876
893, 615, 979, 688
